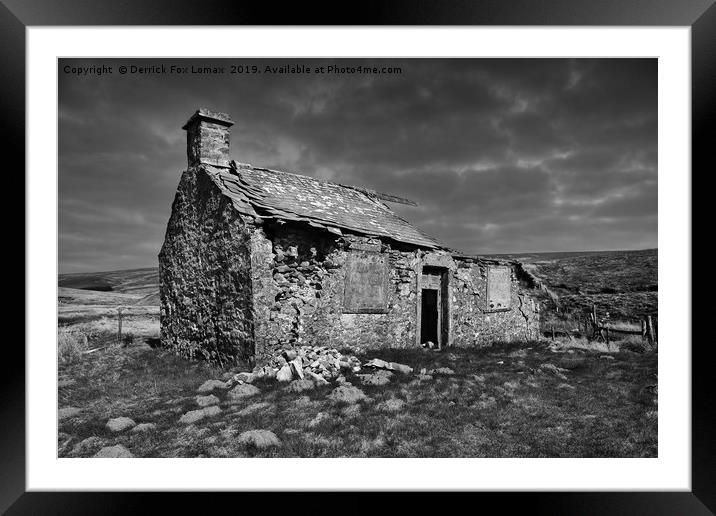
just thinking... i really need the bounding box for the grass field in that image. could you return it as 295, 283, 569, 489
57, 250, 657, 458
58, 279, 159, 333
58, 339, 657, 458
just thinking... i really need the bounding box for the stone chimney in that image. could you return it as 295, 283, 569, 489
182, 109, 234, 167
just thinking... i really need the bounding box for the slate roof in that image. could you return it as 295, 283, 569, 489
203, 162, 446, 249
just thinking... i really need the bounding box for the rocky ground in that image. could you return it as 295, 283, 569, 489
58, 340, 657, 458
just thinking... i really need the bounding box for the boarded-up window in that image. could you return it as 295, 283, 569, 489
343, 252, 389, 313
486, 265, 511, 311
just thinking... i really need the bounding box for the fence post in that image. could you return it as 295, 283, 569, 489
641, 319, 647, 340
584, 317, 590, 341
647, 315, 655, 347
551, 326, 555, 341
117, 307, 123, 344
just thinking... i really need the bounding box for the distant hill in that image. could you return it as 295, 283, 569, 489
58, 286, 144, 306
58, 267, 158, 296
493, 249, 657, 295
495, 249, 658, 323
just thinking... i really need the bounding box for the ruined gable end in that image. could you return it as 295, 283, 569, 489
159, 110, 253, 364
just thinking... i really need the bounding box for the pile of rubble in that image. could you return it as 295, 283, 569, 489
229, 346, 363, 386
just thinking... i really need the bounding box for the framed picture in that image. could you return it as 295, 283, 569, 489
9, 0, 713, 512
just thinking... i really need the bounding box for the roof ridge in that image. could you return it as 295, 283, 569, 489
249, 165, 345, 189
244, 163, 414, 206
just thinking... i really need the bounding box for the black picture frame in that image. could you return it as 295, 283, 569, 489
7, 0, 713, 513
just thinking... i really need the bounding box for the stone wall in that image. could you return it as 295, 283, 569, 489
249, 222, 422, 362
450, 258, 540, 345
248, 223, 541, 362
159, 167, 254, 364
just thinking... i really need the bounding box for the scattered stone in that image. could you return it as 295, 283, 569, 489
203, 405, 222, 417
93, 444, 134, 458
472, 375, 486, 383
328, 385, 367, 404
307, 371, 330, 386
70, 436, 104, 456
508, 349, 528, 358
285, 379, 314, 393
357, 369, 394, 386
195, 394, 220, 407
179, 409, 206, 425
233, 372, 256, 384
236, 402, 274, 417
294, 395, 312, 407
260, 366, 277, 381
131, 423, 157, 433
646, 410, 658, 419
432, 367, 455, 375
106, 417, 136, 433
58, 378, 76, 388
600, 355, 615, 360
289, 357, 305, 379
416, 374, 433, 381
197, 379, 228, 393
377, 398, 406, 412
227, 383, 260, 401
557, 383, 576, 391
308, 412, 330, 428
276, 364, 293, 383
179, 405, 221, 424
266, 346, 362, 383
58, 407, 81, 421
237, 429, 282, 449
364, 358, 413, 375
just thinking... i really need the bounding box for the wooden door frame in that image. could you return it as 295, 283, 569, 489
416, 264, 450, 350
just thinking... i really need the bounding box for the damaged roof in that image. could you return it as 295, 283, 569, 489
203, 162, 446, 249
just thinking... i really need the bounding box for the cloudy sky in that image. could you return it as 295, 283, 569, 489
59, 58, 657, 273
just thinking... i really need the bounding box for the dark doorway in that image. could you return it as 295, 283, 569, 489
421, 288, 438, 346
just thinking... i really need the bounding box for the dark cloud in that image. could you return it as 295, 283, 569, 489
58, 58, 657, 273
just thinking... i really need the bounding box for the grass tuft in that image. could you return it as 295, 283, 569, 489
58, 329, 88, 363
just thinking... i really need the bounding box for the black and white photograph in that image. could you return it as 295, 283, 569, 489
56, 57, 658, 459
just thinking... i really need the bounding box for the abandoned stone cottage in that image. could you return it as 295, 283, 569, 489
159, 109, 540, 365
